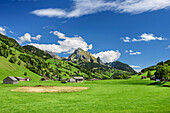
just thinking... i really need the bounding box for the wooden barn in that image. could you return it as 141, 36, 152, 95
3, 76, 18, 84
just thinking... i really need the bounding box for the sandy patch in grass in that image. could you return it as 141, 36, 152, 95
11, 86, 89, 93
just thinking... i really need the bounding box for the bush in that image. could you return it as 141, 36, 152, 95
17, 60, 21, 65
24, 72, 27, 76
9, 56, 17, 63
147, 70, 152, 77
138, 72, 142, 76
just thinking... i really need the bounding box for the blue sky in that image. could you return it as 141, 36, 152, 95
0, 0, 170, 71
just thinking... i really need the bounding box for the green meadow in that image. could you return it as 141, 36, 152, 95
0, 76, 170, 113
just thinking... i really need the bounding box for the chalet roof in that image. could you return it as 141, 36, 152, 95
15, 77, 25, 80
7, 76, 18, 81
73, 77, 84, 79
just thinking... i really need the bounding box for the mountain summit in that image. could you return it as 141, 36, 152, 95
68, 48, 99, 64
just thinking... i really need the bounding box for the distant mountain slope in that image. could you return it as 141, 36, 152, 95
68, 48, 98, 64
23, 45, 52, 59
105, 61, 137, 74
141, 59, 170, 73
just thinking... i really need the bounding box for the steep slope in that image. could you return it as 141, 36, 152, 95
105, 61, 137, 74
0, 56, 41, 81
23, 45, 52, 59
68, 48, 98, 64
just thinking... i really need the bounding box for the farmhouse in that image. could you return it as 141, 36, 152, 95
69, 78, 76, 83
68, 77, 84, 83
3, 76, 18, 84
40, 78, 49, 81
15, 77, 25, 81
141, 76, 147, 79
40, 78, 46, 81
25, 77, 31, 81
74, 77, 84, 83
150, 75, 156, 80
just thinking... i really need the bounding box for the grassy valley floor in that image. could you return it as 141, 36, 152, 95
0, 77, 170, 113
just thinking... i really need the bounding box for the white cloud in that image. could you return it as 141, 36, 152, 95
31, 0, 170, 18
130, 65, 141, 68
32, 35, 42, 40
134, 69, 142, 72
0, 27, 6, 35
129, 50, 133, 52
130, 52, 141, 55
132, 33, 166, 42
168, 45, 170, 48
122, 33, 167, 42
121, 37, 131, 42
116, 0, 170, 14
93, 50, 121, 63
125, 50, 141, 55
31, 8, 67, 18
18, 33, 42, 44
30, 31, 92, 54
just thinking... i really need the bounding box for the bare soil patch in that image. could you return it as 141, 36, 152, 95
11, 86, 89, 93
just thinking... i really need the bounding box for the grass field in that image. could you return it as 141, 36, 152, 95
0, 76, 170, 113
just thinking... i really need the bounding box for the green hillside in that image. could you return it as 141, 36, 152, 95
0, 56, 41, 81
0, 34, 133, 81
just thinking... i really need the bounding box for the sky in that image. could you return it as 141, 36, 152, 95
0, 0, 170, 72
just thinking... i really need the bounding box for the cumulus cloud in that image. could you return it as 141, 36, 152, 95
93, 50, 121, 63
121, 33, 167, 42
0, 27, 6, 35
168, 45, 170, 48
18, 33, 42, 44
31, 0, 170, 18
132, 33, 166, 42
125, 50, 141, 55
130, 65, 141, 68
30, 31, 92, 54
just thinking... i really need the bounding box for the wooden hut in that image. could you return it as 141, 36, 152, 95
3, 76, 18, 84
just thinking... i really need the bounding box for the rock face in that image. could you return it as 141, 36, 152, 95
97, 57, 104, 65
68, 48, 99, 64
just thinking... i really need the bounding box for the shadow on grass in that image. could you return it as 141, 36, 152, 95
148, 81, 166, 86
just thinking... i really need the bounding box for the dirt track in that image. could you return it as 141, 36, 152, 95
11, 86, 89, 93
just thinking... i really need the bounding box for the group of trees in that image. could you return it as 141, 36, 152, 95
140, 60, 170, 81
155, 65, 169, 81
